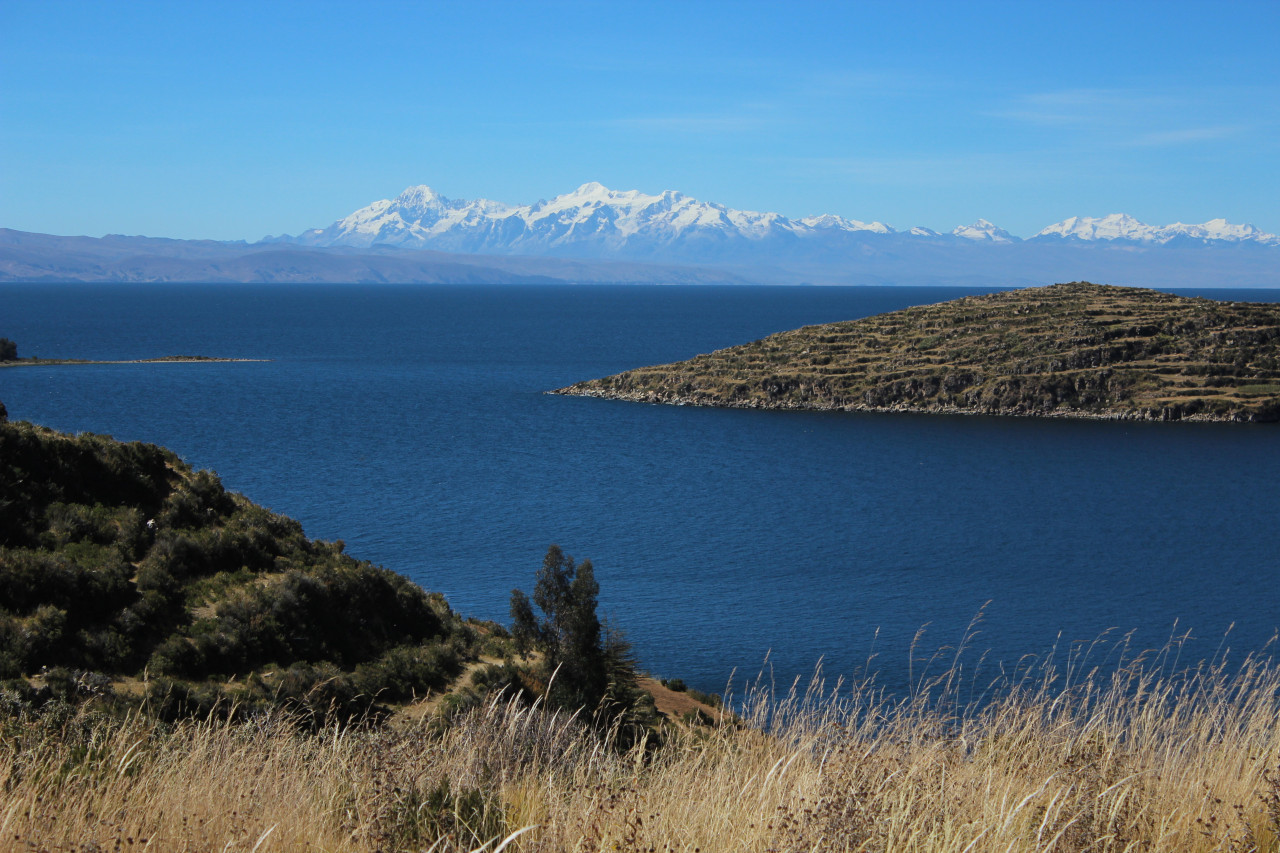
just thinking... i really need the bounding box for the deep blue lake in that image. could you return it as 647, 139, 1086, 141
2, 283, 1278, 697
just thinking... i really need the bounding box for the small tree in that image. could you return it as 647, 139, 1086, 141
510, 546, 659, 746
0, 339, 16, 362
510, 545, 608, 713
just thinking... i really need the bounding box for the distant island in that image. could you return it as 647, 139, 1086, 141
553, 282, 1280, 422
0, 338, 265, 367
0, 355, 267, 368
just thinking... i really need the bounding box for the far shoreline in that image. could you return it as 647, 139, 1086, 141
0, 355, 269, 368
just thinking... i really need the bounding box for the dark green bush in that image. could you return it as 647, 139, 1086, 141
158, 470, 235, 529
0, 549, 79, 614
144, 677, 238, 722
148, 635, 207, 678
355, 643, 461, 702
469, 660, 525, 698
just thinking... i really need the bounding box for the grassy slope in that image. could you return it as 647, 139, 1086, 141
557, 282, 1280, 422
5, 646, 1280, 851
0, 418, 492, 720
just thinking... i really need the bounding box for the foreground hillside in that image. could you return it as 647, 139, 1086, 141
555, 282, 1280, 422
0, 415, 494, 721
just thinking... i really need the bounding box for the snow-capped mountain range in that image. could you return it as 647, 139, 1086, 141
280, 182, 1280, 260
7, 182, 1278, 286
1033, 213, 1278, 245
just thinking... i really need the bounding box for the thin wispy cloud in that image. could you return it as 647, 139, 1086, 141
987, 88, 1180, 127
1127, 126, 1247, 147
989, 86, 1270, 150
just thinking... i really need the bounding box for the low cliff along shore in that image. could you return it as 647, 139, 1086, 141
554, 282, 1280, 422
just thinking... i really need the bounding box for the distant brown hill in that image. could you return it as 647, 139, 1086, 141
554, 282, 1280, 422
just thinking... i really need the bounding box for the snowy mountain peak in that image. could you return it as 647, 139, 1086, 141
547, 182, 659, 209
557, 181, 627, 204
1035, 213, 1152, 242
1163, 218, 1274, 243
395, 185, 443, 206
952, 220, 1015, 243
1035, 214, 1279, 245
799, 214, 895, 234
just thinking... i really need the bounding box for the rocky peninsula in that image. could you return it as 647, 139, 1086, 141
553, 282, 1280, 422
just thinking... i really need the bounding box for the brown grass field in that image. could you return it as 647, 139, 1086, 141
4, 634, 1279, 852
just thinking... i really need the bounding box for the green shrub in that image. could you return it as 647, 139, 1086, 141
158, 470, 235, 529
469, 661, 525, 698
78, 626, 134, 670
144, 677, 237, 722
148, 635, 207, 678
355, 643, 461, 702
687, 687, 723, 708
0, 549, 78, 614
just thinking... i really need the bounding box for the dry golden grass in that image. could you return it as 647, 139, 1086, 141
4, 638, 1280, 852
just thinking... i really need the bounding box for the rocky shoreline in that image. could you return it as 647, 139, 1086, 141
550, 385, 1269, 423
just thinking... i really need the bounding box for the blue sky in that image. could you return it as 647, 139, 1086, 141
2, 1, 1278, 240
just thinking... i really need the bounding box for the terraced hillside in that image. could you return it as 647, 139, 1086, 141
554, 282, 1280, 422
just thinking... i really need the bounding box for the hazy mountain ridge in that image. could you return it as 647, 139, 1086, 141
282, 182, 1280, 257
3, 183, 1278, 287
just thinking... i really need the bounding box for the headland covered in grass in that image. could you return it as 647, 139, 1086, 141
554, 282, 1280, 422
3, 408, 1280, 850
